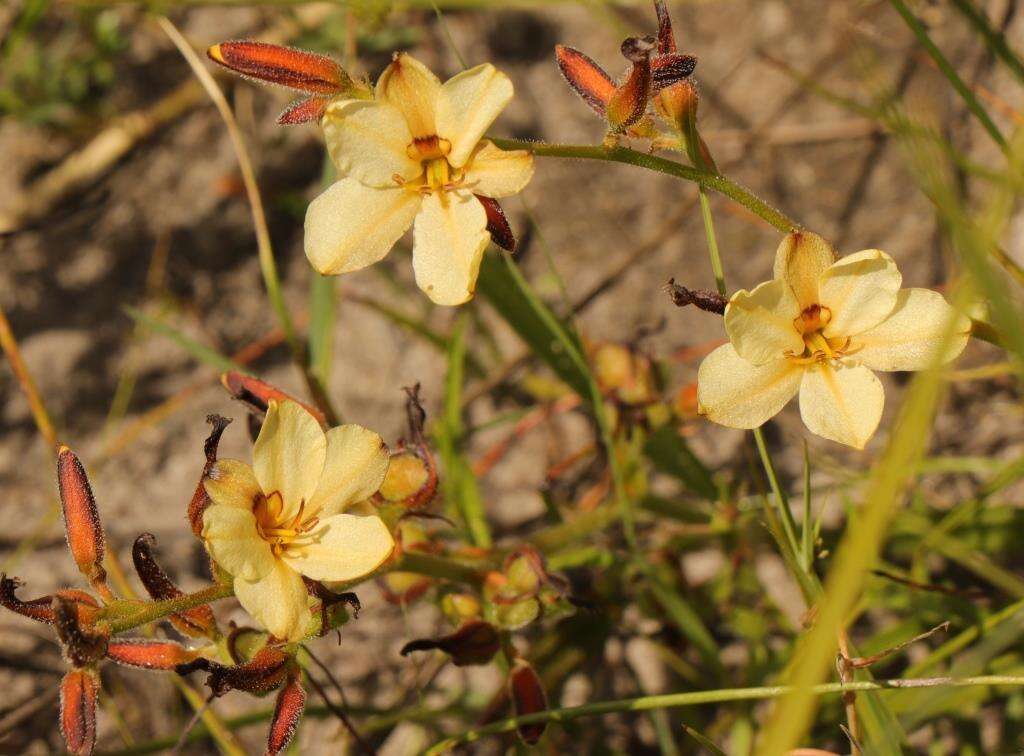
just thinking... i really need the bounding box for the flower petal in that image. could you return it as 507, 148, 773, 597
819, 249, 901, 338
798, 362, 883, 449
253, 400, 326, 522
322, 99, 421, 187
282, 514, 395, 583
307, 425, 390, 518
436, 63, 514, 168
412, 190, 490, 305
202, 505, 275, 581
376, 53, 440, 139
773, 231, 835, 310
204, 459, 262, 510
724, 279, 803, 365
463, 141, 534, 198
850, 288, 970, 372
304, 178, 421, 275
697, 344, 802, 429
233, 560, 312, 642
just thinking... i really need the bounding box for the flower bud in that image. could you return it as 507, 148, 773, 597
400, 620, 500, 667
106, 638, 198, 670
220, 372, 326, 427
605, 37, 655, 133
441, 592, 482, 623
57, 446, 107, 589
208, 41, 355, 95
132, 534, 217, 638
267, 667, 306, 755
508, 661, 547, 745
477, 195, 517, 252
654, 77, 698, 132
60, 669, 98, 756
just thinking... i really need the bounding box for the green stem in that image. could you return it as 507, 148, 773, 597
103, 583, 234, 634
888, 0, 1007, 152
396, 551, 488, 585
425, 676, 1024, 753
490, 139, 797, 233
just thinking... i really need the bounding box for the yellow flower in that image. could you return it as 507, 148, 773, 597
305, 53, 534, 306
697, 231, 970, 448
202, 400, 395, 641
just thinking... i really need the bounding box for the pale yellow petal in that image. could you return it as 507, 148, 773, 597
773, 231, 836, 309
798, 362, 883, 449
307, 425, 390, 518
697, 344, 802, 429
819, 249, 901, 338
375, 53, 440, 139
724, 279, 803, 365
304, 178, 421, 275
322, 99, 421, 187
233, 559, 312, 642
435, 64, 514, 168
203, 459, 262, 510
201, 505, 274, 581
412, 190, 489, 306
253, 400, 326, 522
462, 141, 534, 198
282, 514, 395, 583
850, 288, 970, 372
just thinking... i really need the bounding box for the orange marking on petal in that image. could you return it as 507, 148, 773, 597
555, 45, 616, 117
207, 41, 349, 95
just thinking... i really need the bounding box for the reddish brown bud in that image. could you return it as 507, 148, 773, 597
654, 0, 677, 54
509, 661, 548, 745
187, 415, 232, 537
277, 96, 330, 125
665, 279, 727, 315
555, 45, 616, 117
400, 620, 500, 667
107, 638, 198, 670
477, 195, 516, 252
57, 445, 106, 588
53, 596, 108, 668
177, 646, 291, 697
221, 372, 327, 427
267, 667, 306, 755
0, 575, 100, 625
132, 534, 217, 637
208, 41, 352, 95
606, 37, 655, 132
60, 669, 98, 756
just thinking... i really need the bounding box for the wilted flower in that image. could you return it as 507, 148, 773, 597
306, 53, 534, 305
202, 400, 395, 641
697, 231, 970, 448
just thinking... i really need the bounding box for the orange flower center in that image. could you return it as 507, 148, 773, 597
788, 304, 849, 365
253, 492, 318, 557
395, 135, 469, 195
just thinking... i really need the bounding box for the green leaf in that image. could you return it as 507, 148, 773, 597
476, 253, 589, 397
643, 425, 716, 500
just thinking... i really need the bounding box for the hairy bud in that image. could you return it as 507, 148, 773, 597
267, 667, 306, 755
606, 37, 655, 132
60, 669, 98, 756
53, 596, 108, 668
208, 41, 355, 95
107, 638, 198, 670
57, 446, 107, 589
